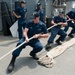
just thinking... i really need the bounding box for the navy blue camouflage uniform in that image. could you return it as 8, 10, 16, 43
14, 6, 27, 39
64, 11, 75, 35
35, 9, 45, 23
48, 16, 67, 43
12, 20, 48, 57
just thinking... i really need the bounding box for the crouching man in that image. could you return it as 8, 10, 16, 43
45, 11, 67, 51
64, 10, 75, 38
7, 12, 49, 73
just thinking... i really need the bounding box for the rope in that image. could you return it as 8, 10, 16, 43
0, 19, 74, 61
38, 19, 75, 68
0, 36, 34, 61
47, 19, 74, 31
38, 55, 54, 68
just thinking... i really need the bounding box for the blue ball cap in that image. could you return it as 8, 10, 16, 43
33, 12, 40, 19
37, 2, 41, 7
21, 1, 27, 4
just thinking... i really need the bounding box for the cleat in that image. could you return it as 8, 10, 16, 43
68, 34, 74, 38
45, 43, 51, 51
56, 40, 62, 45
30, 52, 39, 60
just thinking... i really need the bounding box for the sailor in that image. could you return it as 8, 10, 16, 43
64, 10, 75, 38
45, 11, 67, 50
13, 1, 27, 40
35, 2, 45, 23
7, 12, 49, 73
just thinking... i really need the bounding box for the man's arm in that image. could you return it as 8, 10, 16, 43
61, 22, 67, 27
25, 8, 27, 18
66, 15, 75, 23
38, 33, 49, 38
51, 17, 67, 26
51, 20, 57, 25
66, 15, 70, 19
33, 33, 49, 39
13, 11, 21, 19
23, 28, 29, 42
25, 12, 27, 18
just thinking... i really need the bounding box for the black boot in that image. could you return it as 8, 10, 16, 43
68, 34, 74, 38
30, 51, 39, 60
45, 42, 51, 51
7, 56, 16, 73
56, 39, 62, 45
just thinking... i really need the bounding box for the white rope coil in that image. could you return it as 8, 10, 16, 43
38, 55, 54, 68
38, 38, 75, 68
